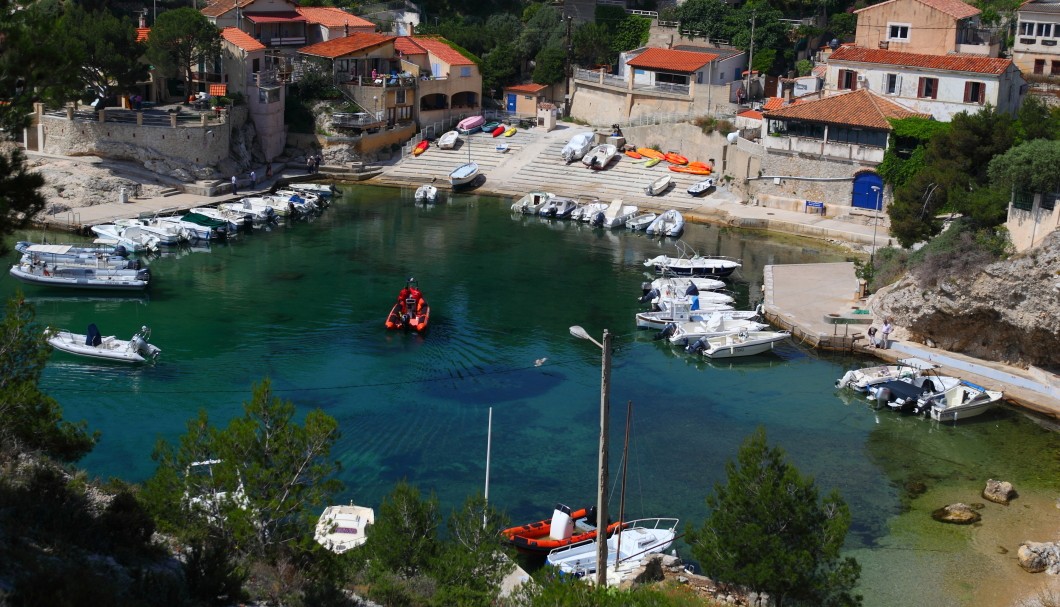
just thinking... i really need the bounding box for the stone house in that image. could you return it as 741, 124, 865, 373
502, 83, 548, 116
296, 6, 375, 45
824, 45, 1024, 121
852, 0, 1000, 57
1012, 0, 1060, 82
220, 27, 286, 161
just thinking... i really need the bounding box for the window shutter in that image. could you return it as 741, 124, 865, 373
917, 77, 925, 97
964, 81, 972, 103
932, 79, 938, 99
838, 69, 846, 89
979, 83, 985, 104
852, 72, 858, 91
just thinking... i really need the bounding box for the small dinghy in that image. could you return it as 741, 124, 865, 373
687, 177, 716, 196
495, 143, 509, 153
385, 278, 430, 332
645, 209, 685, 237
626, 212, 657, 231
47, 324, 160, 363
437, 130, 460, 149
502, 503, 625, 556
645, 175, 673, 196
415, 182, 438, 203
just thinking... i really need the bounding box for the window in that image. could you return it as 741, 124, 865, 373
1035, 59, 1046, 74
395, 90, 406, 104
1038, 22, 1053, 37
770, 119, 825, 140
253, 58, 261, 73
917, 77, 938, 99
1052, 61, 1060, 75
888, 23, 910, 41
885, 73, 900, 95
1043, 191, 1059, 211
1020, 21, 1036, 36
1013, 190, 1035, 211
828, 127, 888, 148
964, 81, 985, 104
460, 66, 472, 77
838, 69, 858, 90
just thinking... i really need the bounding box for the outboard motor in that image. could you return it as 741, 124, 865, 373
835, 370, 856, 389
874, 386, 891, 410
591, 211, 604, 226
684, 283, 699, 296
639, 287, 660, 304
114, 245, 128, 258
686, 336, 708, 354
654, 323, 677, 342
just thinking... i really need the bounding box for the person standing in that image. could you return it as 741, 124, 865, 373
306, 156, 313, 174
231, 174, 238, 195
881, 318, 894, 350
250, 170, 256, 186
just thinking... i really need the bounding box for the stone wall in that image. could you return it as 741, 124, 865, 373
741, 149, 877, 211
569, 86, 629, 126
40, 112, 230, 182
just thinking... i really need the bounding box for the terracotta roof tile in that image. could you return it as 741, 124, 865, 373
738, 109, 764, 120
855, 0, 980, 19
828, 45, 1012, 75
505, 83, 548, 94
201, 0, 253, 18
406, 36, 474, 66
299, 32, 395, 59
395, 37, 426, 56
761, 97, 786, 111
296, 7, 374, 29
763, 88, 931, 129
222, 27, 265, 52
626, 47, 717, 73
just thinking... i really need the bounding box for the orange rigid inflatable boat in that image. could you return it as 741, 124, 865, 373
501, 504, 626, 555
385, 279, 430, 332
636, 147, 665, 160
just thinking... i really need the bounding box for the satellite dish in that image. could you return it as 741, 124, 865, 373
726, 132, 738, 144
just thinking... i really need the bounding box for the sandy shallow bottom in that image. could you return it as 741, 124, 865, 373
853, 481, 1060, 607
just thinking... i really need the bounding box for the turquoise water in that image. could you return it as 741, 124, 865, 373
6, 185, 1059, 605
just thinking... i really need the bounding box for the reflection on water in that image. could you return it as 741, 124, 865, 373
5, 185, 1058, 606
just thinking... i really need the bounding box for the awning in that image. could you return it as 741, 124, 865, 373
208, 84, 227, 96
243, 11, 306, 24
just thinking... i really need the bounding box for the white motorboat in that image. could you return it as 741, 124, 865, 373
540, 196, 578, 218
288, 182, 338, 199
46, 324, 160, 363
641, 276, 727, 301
152, 214, 215, 241
923, 381, 1004, 422
115, 217, 189, 246
650, 288, 735, 311
10, 259, 150, 291
314, 504, 375, 554
189, 206, 249, 231
644, 254, 741, 278
561, 132, 594, 164
415, 183, 439, 203
868, 373, 961, 412
438, 130, 460, 150
512, 191, 553, 214
687, 330, 792, 359
17, 243, 139, 270
687, 178, 716, 196
575, 201, 610, 223
636, 299, 758, 329
663, 312, 768, 346
582, 144, 618, 170
274, 189, 323, 211
546, 518, 679, 582
219, 198, 276, 223
645, 209, 685, 237
592, 200, 639, 228
834, 357, 940, 393
89, 224, 160, 253
645, 175, 673, 196
626, 212, 657, 231
449, 162, 479, 187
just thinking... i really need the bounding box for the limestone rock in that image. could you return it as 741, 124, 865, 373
982, 479, 1016, 504
872, 230, 1060, 368
1017, 541, 1060, 574
932, 502, 982, 524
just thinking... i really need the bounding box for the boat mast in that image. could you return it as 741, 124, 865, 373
484, 406, 492, 530
614, 401, 632, 571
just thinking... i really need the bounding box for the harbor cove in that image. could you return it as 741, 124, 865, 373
8, 185, 1059, 606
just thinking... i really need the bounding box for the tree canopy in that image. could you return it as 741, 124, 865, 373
687, 428, 861, 607
988, 138, 1060, 195
145, 8, 220, 98
59, 4, 149, 106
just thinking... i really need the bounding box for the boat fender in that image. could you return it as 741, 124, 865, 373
638, 288, 659, 304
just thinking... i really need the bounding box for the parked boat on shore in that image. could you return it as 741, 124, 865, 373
545, 517, 679, 582
645, 175, 673, 196
561, 132, 594, 164
687, 178, 716, 196
582, 144, 618, 170
314, 504, 375, 554
457, 115, 485, 134
437, 130, 460, 149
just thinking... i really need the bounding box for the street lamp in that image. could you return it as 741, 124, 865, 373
569, 325, 613, 587
870, 185, 882, 266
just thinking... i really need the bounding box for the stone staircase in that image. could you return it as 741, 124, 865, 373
159, 187, 182, 197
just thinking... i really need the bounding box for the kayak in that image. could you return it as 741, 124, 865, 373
491, 125, 505, 137
504, 127, 517, 137
645, 158, 661, 168
625, 150, 643, 159
412, 140, 429, 156
637, 148, 665, 160
664, 152, 688, 165
669, 165, 711, 175
687, 161, 709, 170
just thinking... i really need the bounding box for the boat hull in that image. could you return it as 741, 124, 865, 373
697, 331, 791, 358
448, 162, 480, 187
501, 507, 624, 555
10, 264, 150, 291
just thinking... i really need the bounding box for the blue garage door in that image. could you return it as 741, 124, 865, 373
851, 172, 884, 210
506, 93, 517, 113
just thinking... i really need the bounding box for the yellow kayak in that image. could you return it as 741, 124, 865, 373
644, 158, 661, 168
504, 127, 517, 137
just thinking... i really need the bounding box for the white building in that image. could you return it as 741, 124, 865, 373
825, 45, 1024, 121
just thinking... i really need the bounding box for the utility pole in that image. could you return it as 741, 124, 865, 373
745, 12, 755, 106
564, 15, 573, 118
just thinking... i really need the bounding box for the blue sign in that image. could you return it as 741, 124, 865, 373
805, 201, 824, 208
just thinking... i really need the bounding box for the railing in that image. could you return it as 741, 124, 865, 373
263, 36, 306, 47
45, 107, 221, 127
628, 9, 657, 18
332, 112, 385, 128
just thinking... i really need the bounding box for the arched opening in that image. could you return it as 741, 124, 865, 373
420, 93, 448, 111
451, 91, 478, 110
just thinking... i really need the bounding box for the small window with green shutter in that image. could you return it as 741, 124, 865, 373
1013, 190, 1035, 211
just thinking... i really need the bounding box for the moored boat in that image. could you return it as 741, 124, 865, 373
10, 259, 150, 291
643, 242, 741, 277
664, 313, 769, 346
636, 300, 757, 330
511, 191, 553, 215
17, 243, 138, 270
314, 504, 375, 554
574, 200, 609, 222
415, 182, 439, 203
46, 323, 160, 363
540, 196, 578, 218
288, 182, 339, 198
501, 504, 624, 555
686, 329, 792, 359
592, 200, 639, 228
835, 357, 940, 393
644, 209, 684, 237
924, 381, 1004, 422
626, 212, 657, 231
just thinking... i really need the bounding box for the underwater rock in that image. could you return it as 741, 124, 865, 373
1017, 541, 1060, 574
982, 479, 1016, 505
932, 503, 981, 525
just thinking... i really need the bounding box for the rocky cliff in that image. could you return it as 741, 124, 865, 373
871, 230, 1060, 371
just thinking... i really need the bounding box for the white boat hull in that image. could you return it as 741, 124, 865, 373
10, 262, 150, 291
47, 327, 160, 363
438, 130, 460, 149
546, 518, 679, 582
415, 185, 438, 203
693, 330, 792, 358
449, 162, 480, 187
926, 382, 1004, 422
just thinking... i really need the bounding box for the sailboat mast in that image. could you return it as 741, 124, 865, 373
484, 406, 492, 530
614, 400, 632, 569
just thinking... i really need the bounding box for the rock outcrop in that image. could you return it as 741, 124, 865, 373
1018, 541, 1060, 574
872, 231, 1060, 370
982, 479, 1016, 505
931, 502, 982, 524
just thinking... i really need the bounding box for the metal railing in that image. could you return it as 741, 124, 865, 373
332, 112, 385, 128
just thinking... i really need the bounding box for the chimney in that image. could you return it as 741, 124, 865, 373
408, 22, 414, 37
345, 21, 349, 37
139, 11, 146, 28
668, 35, 673, 49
